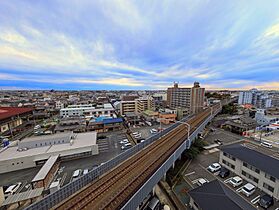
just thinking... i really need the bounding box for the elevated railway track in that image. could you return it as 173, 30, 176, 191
52, 104, 221, 210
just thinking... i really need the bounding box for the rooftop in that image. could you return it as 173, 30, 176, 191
2, 187, 44, 206
0, 132, 97, 162
32, 155, 59, 182
0, 107, 33, 121
189, 180, 256, 210
221, 143, 279, 179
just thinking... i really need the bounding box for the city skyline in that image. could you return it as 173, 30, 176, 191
1, 0, 279, 90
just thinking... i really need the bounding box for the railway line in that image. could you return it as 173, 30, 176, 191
53, 104, 220, 210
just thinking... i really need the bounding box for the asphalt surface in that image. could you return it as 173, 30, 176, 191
180, 127, 279, 210
0, 130, 126, 191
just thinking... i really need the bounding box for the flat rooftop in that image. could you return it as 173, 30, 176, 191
0, 132, 97, 162
20, 132, 72, 144
32, 155, 59, 182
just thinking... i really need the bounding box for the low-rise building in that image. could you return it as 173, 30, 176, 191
189, 179, 256, 210
222, 116, 257, 134
158, 112, 176, 125
54, 117, 86, 133
60, 103, 115, 119
0, 132, 98, 174
0, 107, 33, 135
220, 144, 279, 200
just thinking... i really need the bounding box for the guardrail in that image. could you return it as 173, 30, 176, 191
121, 107, 222, 210
25, 115, 193, 210
26, 105, 225, 210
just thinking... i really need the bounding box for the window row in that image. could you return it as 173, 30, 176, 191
242, 170, 259, 183
222, 159, 235, 169
243, 162, 260, 174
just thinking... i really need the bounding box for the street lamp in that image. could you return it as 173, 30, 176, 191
176, 121, 191, 143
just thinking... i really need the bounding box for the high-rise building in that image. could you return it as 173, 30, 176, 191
191, 82, 205, 114
167, 82, 205, 114
135, 96, 155, 114
238, 91, 253, 105
120, 96, 155, 115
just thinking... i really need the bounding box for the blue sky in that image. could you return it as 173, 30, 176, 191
0, 0, 279, 90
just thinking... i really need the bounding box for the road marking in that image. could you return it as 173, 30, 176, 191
251, 195, 260, 204
192, 179, 200, 184
18, 181, 27, 193
185, 171, 195, 176
60, 172, 67, 186
224, 178, 232, 183
236, 186, 243, 192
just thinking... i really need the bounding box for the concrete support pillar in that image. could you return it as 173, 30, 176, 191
162, 172, 167, 182
152, 186, 156, 196
172, 162, 175, 169
136, 206, 140, 210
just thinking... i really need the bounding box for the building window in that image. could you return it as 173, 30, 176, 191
222, 159, 235, 169
263, 183, 274, 192
243, 162, 260, 174
223, 152, 236, 161
242, 170, 259, 183
265, 173, 276, 182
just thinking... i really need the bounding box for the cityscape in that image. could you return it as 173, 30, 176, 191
1, 1, 279, 210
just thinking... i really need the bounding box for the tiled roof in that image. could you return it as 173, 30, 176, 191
0, 107, 33, 121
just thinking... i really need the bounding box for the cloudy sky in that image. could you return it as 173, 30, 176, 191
0, 0, 279, 90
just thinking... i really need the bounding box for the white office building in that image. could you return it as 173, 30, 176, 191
60, 103, 115, 119
0, 132, 98, 174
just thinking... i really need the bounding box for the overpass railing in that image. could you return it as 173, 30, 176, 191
25, 114, 194, 209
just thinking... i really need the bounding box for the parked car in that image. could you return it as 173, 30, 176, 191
260, 141, 272, 148
150, 129, 157, 134
121, 143, 132, 150
218, 167, 230, 178
83, 169, 89, 175
197, 178, 209, 186
258, 194, 274, 209
229, 176, 243, 187
241, 183, 256, 197
72, 169, 81, 179
120, 139, 129, 144
207, 163, 221, 173
214, 139, 223, 145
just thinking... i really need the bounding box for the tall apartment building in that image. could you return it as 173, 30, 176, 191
120, 100, 136, 115
238, 89, 273, 108
120, 96, 154, 115
238, 91, 253, 105
135, 96, 155, 114
167, 82, 205, 114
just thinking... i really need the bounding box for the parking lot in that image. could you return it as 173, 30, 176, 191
130, 123, 169, 140
0, 130, 126, 196
181, 128, 279, 209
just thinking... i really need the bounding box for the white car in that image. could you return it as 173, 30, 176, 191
207, 163, 221, 173
121, 143, 132, 150
83, 169, 89, 175
197, 178, 209, 186
150, 129, 157, 134
120, 139, 129, 144
260, 142, 272, 148
134, 134, 142, 139
229, 176, 243, 187
132, 132, 139, 135
241, 183, 256, 197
